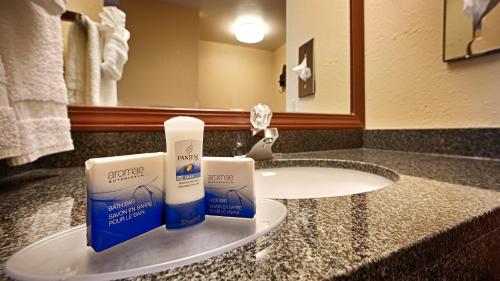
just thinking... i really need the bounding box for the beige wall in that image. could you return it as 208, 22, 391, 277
65, 0, 102, 21
286, 0, 351, 114
198, 40, 285, 111
366, 1, 500, 129
118, 0, 199, 108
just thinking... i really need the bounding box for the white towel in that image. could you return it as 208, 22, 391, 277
99, 7, 130, 106
64, 15, 123, 106
0, 56, 21, 160
0, 0, 74, 166
64, 21, 87, 105
64, 11, 127, 107
85, 16, 103, 106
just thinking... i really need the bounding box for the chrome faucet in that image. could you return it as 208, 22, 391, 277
245, 103, 279, 161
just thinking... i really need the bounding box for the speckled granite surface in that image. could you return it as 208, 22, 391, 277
284, 149, 500, 190
363, 128, 500, 158
0, 129, 362, 178
0, 149, 499, 280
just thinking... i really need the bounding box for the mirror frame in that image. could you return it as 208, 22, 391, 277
68, 0, 364, 131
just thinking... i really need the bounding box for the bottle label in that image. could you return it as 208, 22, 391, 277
175, 140, 201, 188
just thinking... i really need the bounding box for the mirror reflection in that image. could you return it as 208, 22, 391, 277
62, 0, 351, 114
444, 0, 500, 61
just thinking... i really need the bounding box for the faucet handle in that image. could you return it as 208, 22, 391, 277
250, 103, 272, 135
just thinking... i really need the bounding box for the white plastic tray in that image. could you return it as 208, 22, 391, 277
5, 199, 287, 281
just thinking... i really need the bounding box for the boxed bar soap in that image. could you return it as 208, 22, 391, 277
85, 152, 165, 252
202, 157, 256, 218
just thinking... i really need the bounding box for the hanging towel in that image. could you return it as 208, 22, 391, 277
99, 6, 130, 106
0, 56, 20, 160
64, 20, 87, 105
63, 10, 127, 107
85, 16, 103, 106
64, 15, 103, 106
63, 15, 103, 106
0, 0, 74, 166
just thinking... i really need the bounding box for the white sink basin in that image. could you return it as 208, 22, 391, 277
255, 165, 395, 199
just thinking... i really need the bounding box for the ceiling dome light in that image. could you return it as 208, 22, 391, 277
235, 22, 265, 43
233, 18, 266, 44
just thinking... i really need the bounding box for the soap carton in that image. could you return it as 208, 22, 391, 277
85, 152, 165, 252
202, 157, 256, 218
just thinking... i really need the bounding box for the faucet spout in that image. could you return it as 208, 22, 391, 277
246, 128, 279, 161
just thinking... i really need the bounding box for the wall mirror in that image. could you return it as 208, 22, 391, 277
63, 0, 364, 131
443, 0, 500, 62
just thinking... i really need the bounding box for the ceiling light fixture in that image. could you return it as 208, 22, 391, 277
232, 16, 267, 44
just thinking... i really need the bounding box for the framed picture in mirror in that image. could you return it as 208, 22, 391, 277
443, 0, 500, 62
297, 39, 315, 99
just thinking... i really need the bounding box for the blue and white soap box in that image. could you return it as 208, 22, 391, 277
202, 157, 256, 218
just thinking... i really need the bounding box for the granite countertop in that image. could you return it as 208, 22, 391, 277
0, 149, 499, 280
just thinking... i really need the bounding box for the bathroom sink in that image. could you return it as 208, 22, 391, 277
255, 159, 397, 199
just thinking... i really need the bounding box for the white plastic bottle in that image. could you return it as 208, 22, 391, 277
164, 116, 205, 229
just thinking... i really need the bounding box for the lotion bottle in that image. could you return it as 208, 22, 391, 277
164, 116, 205, 229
